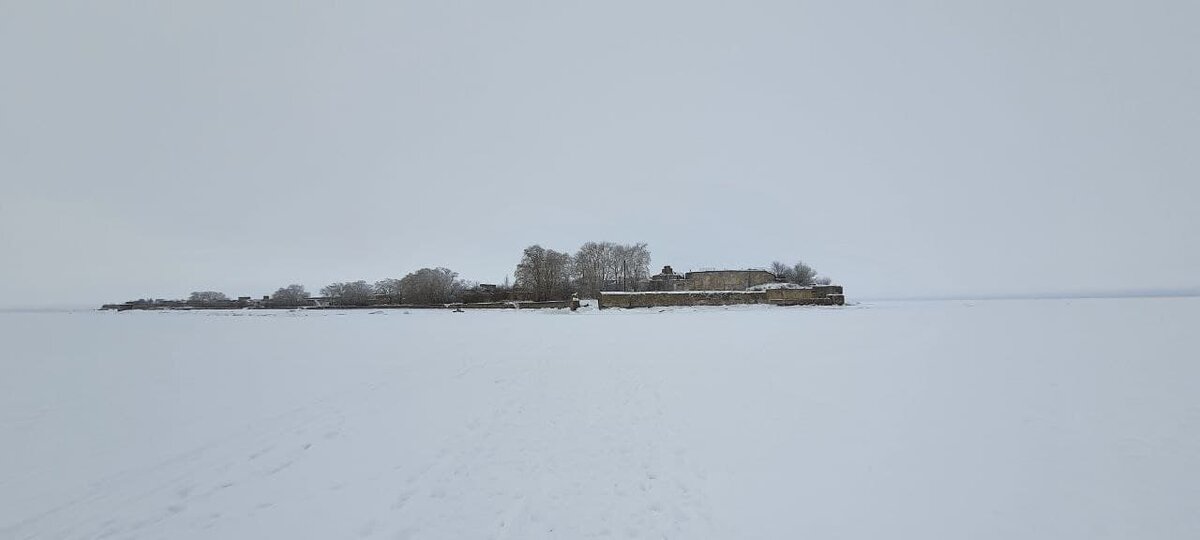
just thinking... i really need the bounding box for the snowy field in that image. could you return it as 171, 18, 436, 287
2, 298, 1198, 540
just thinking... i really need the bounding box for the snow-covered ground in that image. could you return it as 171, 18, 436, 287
2, 298, 1198, 539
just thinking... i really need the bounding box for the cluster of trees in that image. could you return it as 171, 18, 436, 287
514, 245, 574, 301
183, 244, 834, 308
573, 242, 652, 297
239, 268, 473, 307
395, 268, 466, 305
272, 284, 310, 305
510, 244, 834, 300
770, 261, 832, 286
318, 281, 374, 305
188, 291, 229, 304
314, 268, 471, 306
513, 241, 652, 300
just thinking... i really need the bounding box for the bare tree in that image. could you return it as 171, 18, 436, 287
455, 280, 479, 301
769, 261, 794, 282
613, 242, 650, 291
791, 262, 818, 286
320, 283, 343, 299
770, 260, 822, 286
399, 268, 463, 305
342, 281, 375, 305
321, 280, 374, 306
188, 291, 228, 304
573, 241, 651, 295
374, 278, 404, 304
271, 284, 310, 306
573, 241, 611, 297
515, 245, 574, 301
515, 245, 548, 298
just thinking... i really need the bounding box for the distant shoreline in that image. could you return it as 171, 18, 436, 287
860, 289, 1200, 302
3, 292, 1200, 313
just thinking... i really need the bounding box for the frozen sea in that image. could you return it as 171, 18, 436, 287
2, 297, 1198, 539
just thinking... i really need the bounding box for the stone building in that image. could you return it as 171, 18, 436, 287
646, 266, 780, 292
685, 269, 778, 291
600, 265, 845, 309
648, 266, 689, 291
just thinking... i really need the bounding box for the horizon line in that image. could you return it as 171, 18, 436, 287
859, 287, 1200, 302
3, 287, 1200, 312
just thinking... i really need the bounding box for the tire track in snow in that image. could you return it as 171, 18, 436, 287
377, 337, 714, 539
9, 388, 354, 540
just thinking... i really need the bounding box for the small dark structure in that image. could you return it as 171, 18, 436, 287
648, 266, 688, 291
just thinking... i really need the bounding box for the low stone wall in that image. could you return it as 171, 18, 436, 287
453, 302, 515, 309
452, 301, 573, 310
599, 286, 844, 309
456, 301, 573, 309
762, 285, 845, 305
517, 300, 574, 309
599, 291, 765, 309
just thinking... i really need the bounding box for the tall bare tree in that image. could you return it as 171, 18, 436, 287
515, 245, 574, 301
770, 261, 794, 282
573, 241, 651, 295
374, 278, 404, 304
573, 241, 613, 297
791, 262, 818, 286
399, 268, 463, 305
271, 284, 310, 306
613, 242, 651, 291
321, 280, 374, 305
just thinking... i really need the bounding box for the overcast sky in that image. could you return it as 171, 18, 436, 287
2, 0, 1197, 307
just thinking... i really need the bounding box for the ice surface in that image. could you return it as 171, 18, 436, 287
2, 298, 1199, 539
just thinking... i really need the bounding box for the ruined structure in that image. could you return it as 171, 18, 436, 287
685, 269, 778, 291
648, 266, 688, 291
99, 266, 843, 312
602, 266, 845, 309
646, 266, 783, 292
598, 285, 845, 309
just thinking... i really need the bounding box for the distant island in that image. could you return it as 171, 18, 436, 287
100, 242, 844, 311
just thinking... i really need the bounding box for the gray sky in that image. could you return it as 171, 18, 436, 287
2, 0, 1197, 306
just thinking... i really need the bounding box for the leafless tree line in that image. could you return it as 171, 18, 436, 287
188, 291, 229, 304
225, 269, 466, 308
573, 241, 652, 297
313, 268, 470, 306
514, 241, 652, 300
